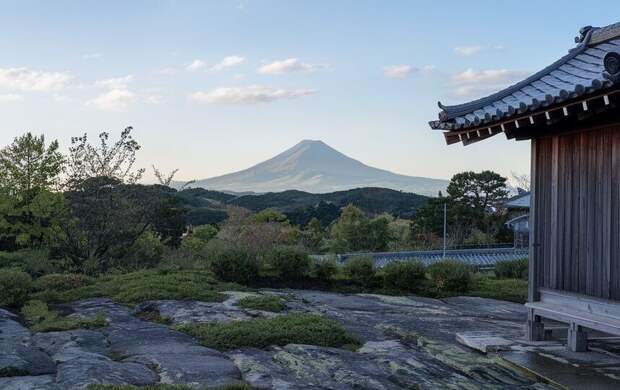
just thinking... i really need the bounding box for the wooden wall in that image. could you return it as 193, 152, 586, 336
530, 125, 620, 301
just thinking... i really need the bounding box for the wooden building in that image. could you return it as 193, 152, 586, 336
430, 23, 620, 351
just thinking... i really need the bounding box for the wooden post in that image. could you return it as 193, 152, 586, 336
528, 139, 539, 303
568, 323, 588, 352
527, 308, 545, 341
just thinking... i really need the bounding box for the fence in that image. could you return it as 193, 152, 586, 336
323, 247, 528, 268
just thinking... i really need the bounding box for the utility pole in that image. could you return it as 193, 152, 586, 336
443, 202, 447, 258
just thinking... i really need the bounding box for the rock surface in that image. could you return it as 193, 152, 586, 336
0, 290, 555, 389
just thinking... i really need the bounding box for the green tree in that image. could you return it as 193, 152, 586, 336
329, 205, 392, 252
65, 127, 144, 188
447, 170, 508, 213
0, 133, 65, 250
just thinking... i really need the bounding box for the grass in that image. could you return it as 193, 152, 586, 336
466, 277, 528, 303
21, 299, 106, 333
32, 268, 248, 306
236, 295, 286, 312
177, 313, 360, 351
86, 384, 252, 390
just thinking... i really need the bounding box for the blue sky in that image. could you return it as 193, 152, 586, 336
0, 1, 618, 183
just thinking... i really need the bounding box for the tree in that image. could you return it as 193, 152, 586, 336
0, 133, 64, 194
152, 165, 179, 187
329, 205, 392, 252
447, 171, 509, 213
65, 127, 144, 188
0, 133, 65, 249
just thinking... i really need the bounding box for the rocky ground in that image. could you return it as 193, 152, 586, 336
0, 290, 552, 389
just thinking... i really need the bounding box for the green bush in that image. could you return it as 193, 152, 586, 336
0, 249, 57, 277
266, 245, 310, 280
494, 258, 528, 280
342, 256, 376, 288
207, 241, 260, 285
87, 383, 252, 390
0, 268, 32, 308
182, 224, 218, 253
427, 259, 471, 293
382, 261, 426, 292
34, 273, 92, 291
237, 295, 286, 312
312, 257, 338, 281
21, 299, 106, 333
467, 276, 528, 303
177, 313, 360, 351
32, 269, 245, 306
122, 230, 164, 269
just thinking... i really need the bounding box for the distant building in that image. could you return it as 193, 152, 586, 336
505, 192, 530, 248
429, 22, 620, 352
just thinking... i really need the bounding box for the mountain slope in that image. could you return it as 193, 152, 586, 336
191, 140, 448, 196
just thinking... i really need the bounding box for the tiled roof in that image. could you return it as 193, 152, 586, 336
337, 247, 528, 268
505, 192, 530, 209
430, 23, 620, 134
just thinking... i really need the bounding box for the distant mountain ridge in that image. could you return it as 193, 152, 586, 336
174, 186, 430, 228
188, 140, 448, 196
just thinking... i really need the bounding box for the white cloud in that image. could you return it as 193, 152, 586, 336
86, 89, 136, 111
452, 68, 530, 97
190, 85, 316, 104
0, 94, 23, 103
187, 56, 246, 72
211, 55, 245, 71
383, 64, 434, 78
156, 67, 177, 75
146, 95, 162, 104
453, 45, 505, 57
454, 46, 483, 56
258, 58, 327, 75
94, 75, 133, 89
187, 59, 207, 71
0, 67, 71, 92
82, 53, 102, 60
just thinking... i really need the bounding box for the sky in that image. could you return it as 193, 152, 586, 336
0, 0, 618, 184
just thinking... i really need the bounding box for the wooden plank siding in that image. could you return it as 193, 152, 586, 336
531, 126, 620, 300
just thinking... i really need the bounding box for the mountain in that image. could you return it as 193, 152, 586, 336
190, 140, 448, 196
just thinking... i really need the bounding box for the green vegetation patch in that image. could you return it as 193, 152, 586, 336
236, 295, 287, 312
21, 300, 106, 333
87, 384, 252, 390
467, 277, 528, 304
33, 269, 246, 306
177, 313, 360, 351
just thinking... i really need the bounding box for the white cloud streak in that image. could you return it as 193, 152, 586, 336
383, 64, 434, 78
190, 85, 316, 104
0, 94, 23, 103
452, 68, 530, 97
86, 89, 136, 111
187, 56, 246, 72
453, 46, 483, 56
0, 68, 71, 92
94, 75, 134, 90
258, 58, 327, 75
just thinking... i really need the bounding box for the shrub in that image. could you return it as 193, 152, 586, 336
20, 299, 106, 333
382, 261, 426, 292
312, 256, 338, 281
266, 245, 310, 280
207, 241, 260, 285
177, 313, 360, 351
427, 259, 471, 293
34, 273, 92, 291
467, 276, 528, 303
182, 224, 218, 253
86, 384, 252, 390
0, 249, 57, 277
237, 295, 286, 312
494, 258, 528, 280
0, 268, 32, 308
32, 269, 244, 306
342, 256, 376, 288
122, 230, 164, 269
